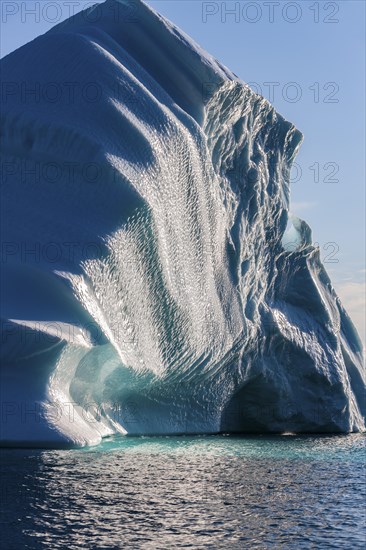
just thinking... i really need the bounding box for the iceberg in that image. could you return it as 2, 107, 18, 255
1, 0, 364, 447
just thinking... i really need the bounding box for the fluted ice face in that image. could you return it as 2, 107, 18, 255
1, 0, 364, 446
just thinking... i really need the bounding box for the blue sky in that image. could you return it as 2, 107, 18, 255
1, 0, 365, 341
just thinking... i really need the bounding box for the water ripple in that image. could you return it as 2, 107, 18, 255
1, 435, 365, 548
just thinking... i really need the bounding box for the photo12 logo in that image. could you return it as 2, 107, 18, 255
1, 1, 141, 24
202, 81, 340, 105
202, 1, 340, 24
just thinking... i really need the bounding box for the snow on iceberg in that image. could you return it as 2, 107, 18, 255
0, 0, 364, 447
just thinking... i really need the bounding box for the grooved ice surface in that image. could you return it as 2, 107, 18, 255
1, 0, 364, 446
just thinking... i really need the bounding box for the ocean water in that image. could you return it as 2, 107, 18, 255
1, 434, 365, 549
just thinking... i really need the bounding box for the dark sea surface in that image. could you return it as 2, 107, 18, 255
1, 434, 365, 549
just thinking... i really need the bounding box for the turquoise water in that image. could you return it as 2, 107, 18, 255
1, 434, 365, 548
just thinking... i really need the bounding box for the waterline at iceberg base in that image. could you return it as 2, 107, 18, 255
1, 0, 364, 447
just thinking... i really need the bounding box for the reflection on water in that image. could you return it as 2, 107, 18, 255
1, 435, 365, 549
